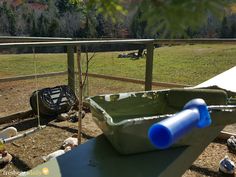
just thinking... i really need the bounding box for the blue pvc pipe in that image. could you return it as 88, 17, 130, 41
148, 99, 211, 149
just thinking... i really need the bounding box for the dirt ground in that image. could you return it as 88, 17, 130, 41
1, 78, 236, 177
0, 114, 102, 177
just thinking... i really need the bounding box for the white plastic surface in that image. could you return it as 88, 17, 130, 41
195, 66, 236, 93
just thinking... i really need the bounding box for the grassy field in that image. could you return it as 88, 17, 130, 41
0, 44, 236, 86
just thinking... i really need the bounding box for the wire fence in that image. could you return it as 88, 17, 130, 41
0, 38, 236, 118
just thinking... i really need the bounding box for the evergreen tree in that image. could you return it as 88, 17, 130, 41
220, 16, 230, 38
1, 2, 16, 35
96, 14, 105, 37
131, 9, 147, 38
56, 0, 75, 14
230, 22, 236, 38
48, 19, 59, 36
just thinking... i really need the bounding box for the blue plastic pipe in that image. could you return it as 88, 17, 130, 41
148, 99, 211, 149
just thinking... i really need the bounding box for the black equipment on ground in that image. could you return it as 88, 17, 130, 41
30, 85, 77, 117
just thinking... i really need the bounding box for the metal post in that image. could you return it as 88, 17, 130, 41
145, 43, 154, 91
76, 45, 82, 145
67, 46, 75, 91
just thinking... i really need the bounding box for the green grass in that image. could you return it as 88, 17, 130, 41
153, 44, 236, 85
0, 44, 236, 86
0, 53, 67, 76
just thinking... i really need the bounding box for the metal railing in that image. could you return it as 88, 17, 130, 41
0, 38, 156, 91
0, 36, 73, 43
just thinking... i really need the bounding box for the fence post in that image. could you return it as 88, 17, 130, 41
145, 42, 154, 91
67, 46, 75, 91
76, 45, 82, 145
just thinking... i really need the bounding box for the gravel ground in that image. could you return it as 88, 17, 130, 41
0, 78, 236, 177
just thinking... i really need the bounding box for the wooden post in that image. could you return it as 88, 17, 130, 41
145, 43, 154, 91
67, 46, 75, 91
83, 52, 89, 97
76, 45, 82, 145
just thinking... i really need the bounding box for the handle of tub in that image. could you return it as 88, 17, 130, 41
148, 98, 211, 149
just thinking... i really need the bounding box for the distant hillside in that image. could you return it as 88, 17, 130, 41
0, 0, 125, 37
0, 1, 236, 38
0, 0, 48, 10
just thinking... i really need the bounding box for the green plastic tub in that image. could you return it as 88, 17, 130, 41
89, 88, 228, 154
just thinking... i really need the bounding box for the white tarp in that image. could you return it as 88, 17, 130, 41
195, 66, 236, 93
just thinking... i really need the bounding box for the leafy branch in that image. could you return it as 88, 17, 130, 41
69, 0, 235, 37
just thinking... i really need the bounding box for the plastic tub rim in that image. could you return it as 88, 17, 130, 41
88, 89, 171, 126
89, 98, 167, 126
88, 88, 228, 127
